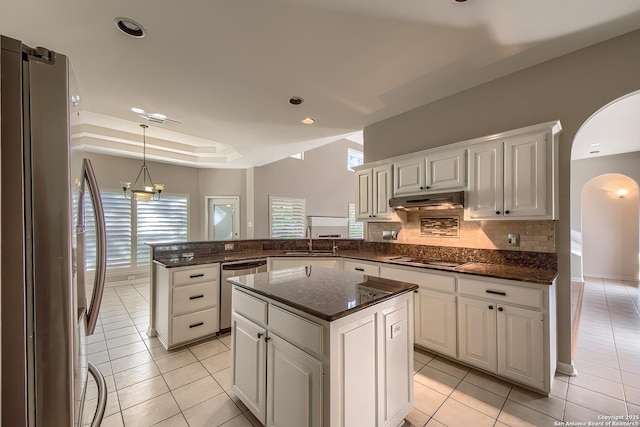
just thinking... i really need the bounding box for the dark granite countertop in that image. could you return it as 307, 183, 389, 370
153, 250, 558, 285
227, 266, 418, 322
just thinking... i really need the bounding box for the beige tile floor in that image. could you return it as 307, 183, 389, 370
84, 276, 640, 427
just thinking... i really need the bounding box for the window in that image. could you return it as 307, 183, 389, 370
348, 202, 364, 239
136, 195, 189, 266
82, 190, 188, 273
269, 196, 306, 238
348, 148, 363, 171
81, 191, 132, 271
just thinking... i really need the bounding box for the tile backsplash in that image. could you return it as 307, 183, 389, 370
367, 209, 555, 253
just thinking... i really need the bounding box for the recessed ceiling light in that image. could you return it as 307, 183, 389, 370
114, 17, 146, 38
289, 96, 304, 106
131, 107, 145, 114
301, 117, 315, 125
589, 143, 601, 147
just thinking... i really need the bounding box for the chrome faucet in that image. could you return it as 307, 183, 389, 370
306, 225, 313, 251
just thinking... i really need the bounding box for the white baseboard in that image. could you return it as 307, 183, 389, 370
571, 276, 584, 283
557, 360, 577, 376
584, 272, 639, 282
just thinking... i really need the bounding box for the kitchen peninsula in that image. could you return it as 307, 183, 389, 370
228, 266, 417, 427
149, 238, 558, 397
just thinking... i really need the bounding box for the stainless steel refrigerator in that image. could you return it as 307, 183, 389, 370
1, 35, 108, 426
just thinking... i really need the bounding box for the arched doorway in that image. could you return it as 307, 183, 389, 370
581, 174, 639, 281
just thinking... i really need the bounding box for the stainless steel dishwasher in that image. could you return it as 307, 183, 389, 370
220, 258, 268, 332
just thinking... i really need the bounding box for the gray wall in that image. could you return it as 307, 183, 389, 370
253, 139, 361, 239
79, 151, 250, 241
363, 29, 640, 372
571, 152, 640, 280
79, 151, 202, 241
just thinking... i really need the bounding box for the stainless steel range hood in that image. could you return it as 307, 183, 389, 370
389, 191, 464, 211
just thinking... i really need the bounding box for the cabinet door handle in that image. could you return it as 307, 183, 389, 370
488, 305, 494, 310
505, 210, 510, 215
498, 307, 504, 312
426, 186, 430, 190
189, 322, 204, 328
265, 336, 271, 342
496, 211, 501, 215
257, 332, 264, 338
420, 186, 425, 190
355, 267, 365, 272
486, 290, 506, 296
189, 294, 204, 300
190, 273, 205, 278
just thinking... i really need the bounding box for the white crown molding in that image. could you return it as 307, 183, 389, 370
72, 111, 241, 167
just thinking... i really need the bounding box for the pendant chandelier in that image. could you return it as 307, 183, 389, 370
121, 124, 164, 202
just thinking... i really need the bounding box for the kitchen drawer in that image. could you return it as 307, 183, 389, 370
458, 277, 543, 309
379, 266, 456, 293
172, 264, 219, 286
269, 305, 323, 356
172, 308, 218, 345
343, 260, 380, 277
232, 288, 268, 326
173, 282, 217, 316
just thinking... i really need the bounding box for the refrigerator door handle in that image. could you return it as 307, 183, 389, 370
87, 362, 107, 427
83, 159, 107, 335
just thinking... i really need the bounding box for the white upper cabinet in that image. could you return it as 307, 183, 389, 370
466, 122, 560, 220
467, 141, 504, 219
393, 157, 425, 195
355, 163, 393, 220
356, 120, 560, 221
426, 147, 467, 192
392, 147, 466, 196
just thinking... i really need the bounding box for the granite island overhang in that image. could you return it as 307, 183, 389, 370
228, 266, 418, 427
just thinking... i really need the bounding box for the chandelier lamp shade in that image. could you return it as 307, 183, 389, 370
121, 124, 164, 201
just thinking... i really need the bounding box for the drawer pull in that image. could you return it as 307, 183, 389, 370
189, 322, 204, 328
486, 290, 506, 296
355, 267, 365, 272
189, 294, 204, 300
189, 273, 205, 278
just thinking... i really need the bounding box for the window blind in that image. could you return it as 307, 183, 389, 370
269, 196, 306, 238
136, 195, 189, 266
348, 202, 364, 239
82, 191, 132, 271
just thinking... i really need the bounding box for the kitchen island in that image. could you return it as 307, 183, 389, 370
228, 266, 418, 427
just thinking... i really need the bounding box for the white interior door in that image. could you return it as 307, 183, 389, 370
206, 196, 240, 240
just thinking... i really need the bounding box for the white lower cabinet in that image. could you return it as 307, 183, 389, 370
458, 276, 552, 392
379, 265, 457, 358
232, 286, 414, 427
153, 263, 220, 349
415, 288, 457, 358
457, 297, 498, 372
231, 313, 267, 421
458, 296, 544, 389
497, 304, 544, 389
267, 334, 323, 427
